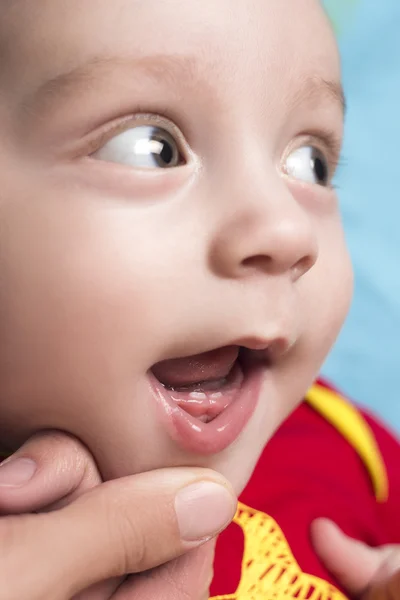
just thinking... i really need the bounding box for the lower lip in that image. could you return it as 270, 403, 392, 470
148, 360, 266, 455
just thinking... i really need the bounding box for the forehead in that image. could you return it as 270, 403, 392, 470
1, 0, 340, 104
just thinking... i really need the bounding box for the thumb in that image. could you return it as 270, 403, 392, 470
112, 541, 216, 600
311, 519, 390, 595
0, 468, 236, 600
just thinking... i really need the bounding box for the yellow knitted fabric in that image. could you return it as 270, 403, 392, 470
209, 382, 388, 600
210, 502, 348, 600
0, 382, 387, 600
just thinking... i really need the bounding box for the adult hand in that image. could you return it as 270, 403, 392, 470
312, 519, 400, 600
0, 433, 236, 600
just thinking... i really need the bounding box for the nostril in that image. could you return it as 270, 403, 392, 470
291, 253, 317, 281
241, 255, 273, 272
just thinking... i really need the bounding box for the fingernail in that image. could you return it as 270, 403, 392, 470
175, 481, 236, 542
0, 458, 37, 487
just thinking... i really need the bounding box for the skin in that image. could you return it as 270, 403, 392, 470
0, 0, 352, 495
2, 435, 400, 600
2, 2, 400, 599
0, 432, 236, 600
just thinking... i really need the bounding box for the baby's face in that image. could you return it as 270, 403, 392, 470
0, 0, 352, 492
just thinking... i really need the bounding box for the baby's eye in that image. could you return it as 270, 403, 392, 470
92, 125, 184, 169
284, 146, 329, 187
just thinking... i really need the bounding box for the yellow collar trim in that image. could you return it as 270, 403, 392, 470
211, 502, 348, 600
305, 383, 388, 502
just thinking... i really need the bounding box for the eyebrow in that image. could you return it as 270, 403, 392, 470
291, 76, 346, 117
22, 54, 211, 118
22, 54, 346, 121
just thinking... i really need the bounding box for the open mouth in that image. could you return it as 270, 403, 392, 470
152, 346, 245, 424
148, 345, 267, 454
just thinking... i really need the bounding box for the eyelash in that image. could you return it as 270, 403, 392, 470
329, 155, 347, 190
317, 133, 342, 176
80, 112, 190, 160
307, 129, 343, 172
283, 127, 344, 187
79, 114, 344, 184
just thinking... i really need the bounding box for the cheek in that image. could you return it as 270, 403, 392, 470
259, 223, 353, 440
305, 223, 353, 359
220, 236, 354, 493
0, 197, 174, 438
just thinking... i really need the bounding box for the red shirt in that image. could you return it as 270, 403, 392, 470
210, 383, 400, 599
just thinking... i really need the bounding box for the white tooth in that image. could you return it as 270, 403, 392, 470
189, 392, 207, 400
210, 392, 222, 399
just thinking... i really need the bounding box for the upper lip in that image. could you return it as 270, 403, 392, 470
232, 334, 294, 361
150, 332, 294, 381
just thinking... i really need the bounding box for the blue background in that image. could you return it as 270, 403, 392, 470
322, 1, 400, 430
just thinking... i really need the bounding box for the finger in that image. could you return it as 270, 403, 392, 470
0, 432, 123, 599
71, 577, 124, 600
311, 519, 391, 595
0, 431, 102, 514
112, 541, 216, 600
366, 569, 400, 600
0, 468, 236, 600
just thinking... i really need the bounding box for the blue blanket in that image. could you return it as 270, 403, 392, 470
322, 0, 400, 429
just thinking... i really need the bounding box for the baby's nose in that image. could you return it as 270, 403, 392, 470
209, 183, 318, 282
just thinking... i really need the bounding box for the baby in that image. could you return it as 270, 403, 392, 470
0, 1, 399, 599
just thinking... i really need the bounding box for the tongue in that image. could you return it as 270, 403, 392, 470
152, 346, 239, 390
